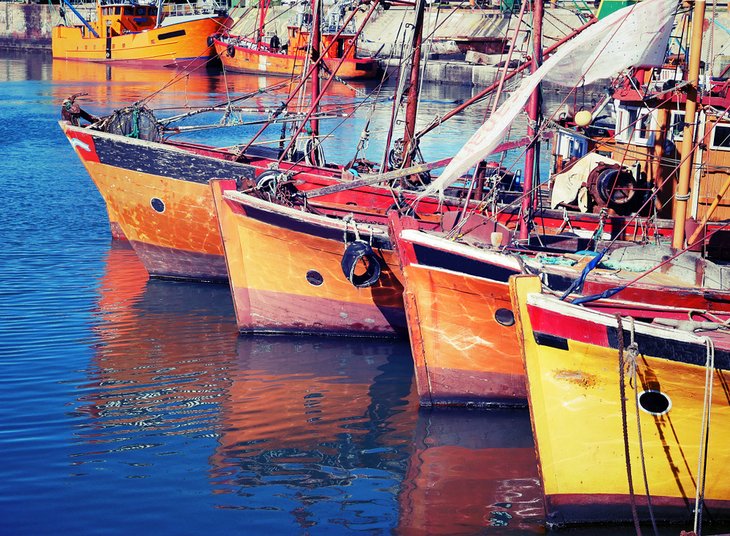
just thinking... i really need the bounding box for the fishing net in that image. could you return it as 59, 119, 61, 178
97, 105, 163, 142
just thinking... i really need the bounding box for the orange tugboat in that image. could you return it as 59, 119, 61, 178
52, 0, 232, 65
214, 0, 379, 79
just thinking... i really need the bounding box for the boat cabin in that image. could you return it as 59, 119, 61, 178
552, 62, 730, 223
93, 2, 158, 37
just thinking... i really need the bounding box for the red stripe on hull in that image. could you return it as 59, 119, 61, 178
232, 287, 406, 337
527, 304, 610, 347
130, 240, 227, 282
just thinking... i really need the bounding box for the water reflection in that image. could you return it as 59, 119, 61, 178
398, 408, 544, 535
80, 242, 237, 445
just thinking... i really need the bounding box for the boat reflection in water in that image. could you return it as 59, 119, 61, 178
208, 336, 417, 529
79, 242, 542, 532
398, 408, 543, 534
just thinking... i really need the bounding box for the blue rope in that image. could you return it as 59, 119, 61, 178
559, 248, 608, 301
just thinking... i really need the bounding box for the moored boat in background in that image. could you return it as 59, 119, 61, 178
215, 0, 379, 79
52, 0, 232, 65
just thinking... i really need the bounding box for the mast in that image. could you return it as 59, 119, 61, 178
155, 0, 163, 28
310, 0, 321, 138
519, 0, 543, 241
672, 0, 706, 249
257, 0, 268, 46
402, 0, 427, 168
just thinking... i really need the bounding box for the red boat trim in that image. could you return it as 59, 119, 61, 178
528, 303, 730, 369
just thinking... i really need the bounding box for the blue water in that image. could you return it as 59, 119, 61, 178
0, 50, 670, 535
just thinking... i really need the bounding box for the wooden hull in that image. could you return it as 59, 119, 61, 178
511, 275, 730, 527
212, 180, 406, 336
214, 39, 380, 79
390, 215, 526, 407
60, 122, 258, 281
52, 17, 230, 64
60, 122, 463, 281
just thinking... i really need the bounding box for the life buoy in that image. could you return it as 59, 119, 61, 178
305, 138, 324, 167
341, 241, 381, 288
227, 44, 235, 57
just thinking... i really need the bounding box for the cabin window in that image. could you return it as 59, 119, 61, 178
114, 6, 120, 14
710, 123, 730, 150
615, 106, 654, 146
124, 6, 133, 15
669, 110, 685, 141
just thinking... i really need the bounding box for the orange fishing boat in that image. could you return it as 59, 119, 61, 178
211, 179, 409, 336
52, 0, 232, 65
214, 0, 379, 79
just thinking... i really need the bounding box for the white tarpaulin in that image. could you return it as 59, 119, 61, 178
550, 152, 624, 212
421, 0, 677, 199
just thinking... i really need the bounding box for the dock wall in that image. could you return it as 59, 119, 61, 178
4, 2, 730, 86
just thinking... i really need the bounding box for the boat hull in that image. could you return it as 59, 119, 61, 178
52, 17, 230, 64
511, 275, 730, 527
391, 215, 526, 407
60, 122, 258, 281
212, 180, 407, 337
214, 39, 380, 79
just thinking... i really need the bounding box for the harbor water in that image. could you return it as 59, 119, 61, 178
0, 50, 675, 535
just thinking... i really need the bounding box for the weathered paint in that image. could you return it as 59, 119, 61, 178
212, 180, 406, 337
511, 275, 730, 526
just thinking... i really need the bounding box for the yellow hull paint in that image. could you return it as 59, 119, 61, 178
511, 275, 730, 525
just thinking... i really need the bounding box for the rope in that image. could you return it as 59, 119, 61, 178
693, 336, 715, 536
626, 318, 660, 536
617, 315, 643, 536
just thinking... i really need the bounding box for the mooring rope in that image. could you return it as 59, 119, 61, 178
617, 315, 643, 536
625, 317, 659, 536
693, 336, 716, 536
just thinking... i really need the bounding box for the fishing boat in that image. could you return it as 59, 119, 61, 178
511, 273, 730, 529
211, 178, 409, 336
57, 0, 475, 282
52, 0, 232, 65
389, 0, 730, 407
214, 0, 380, 79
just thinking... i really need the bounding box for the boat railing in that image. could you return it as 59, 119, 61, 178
162, 0, 225, 17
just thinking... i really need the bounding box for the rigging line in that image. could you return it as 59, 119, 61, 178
694, 336, 715, 536
235, 0, 369, 158
617, 315, 644, 536
627, 318, 660, 536
276, 0, 382, 165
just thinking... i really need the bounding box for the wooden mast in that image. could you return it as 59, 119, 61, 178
519, 0, 543, 240
672, 0, 706, 249
402, 0, 427, 169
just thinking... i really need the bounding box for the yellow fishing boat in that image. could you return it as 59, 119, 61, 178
511, 274, 730, 529
52, 0, 232, 65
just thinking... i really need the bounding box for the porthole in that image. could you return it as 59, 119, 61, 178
150, 197, 165, 213
495, 308, 515, 326
306, 270, 323, 286
638, 390, 671, 416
